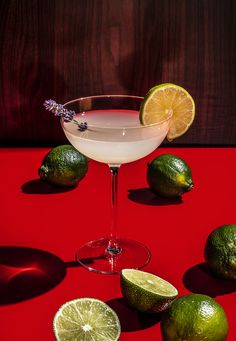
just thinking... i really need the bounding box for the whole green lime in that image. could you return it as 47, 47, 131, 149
147, 153, 193, 198
38, 145, 88, 186
204, 224, 236, 279
161, 294, 228, 341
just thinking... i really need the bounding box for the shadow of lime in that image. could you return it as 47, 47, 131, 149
128, 188, 182, 206
0, 246, 66, 304
183, 262, 236, 297
21, 179, 77, 194
106, 297, 161, 332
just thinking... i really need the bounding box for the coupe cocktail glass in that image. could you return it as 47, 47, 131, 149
61, 95, 172, 274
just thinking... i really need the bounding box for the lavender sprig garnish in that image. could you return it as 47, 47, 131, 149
43, 99, 88, 132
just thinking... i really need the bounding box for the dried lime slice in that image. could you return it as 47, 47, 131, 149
121, 269, 178, 313
53, 298, 121, 341
140, 83, 195, 141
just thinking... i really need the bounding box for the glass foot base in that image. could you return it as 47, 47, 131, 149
76, 238, 151, 274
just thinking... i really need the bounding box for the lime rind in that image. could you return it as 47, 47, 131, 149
53, 298, 121, 341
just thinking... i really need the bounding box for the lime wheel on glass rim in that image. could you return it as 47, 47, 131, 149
140, 83, 195, 141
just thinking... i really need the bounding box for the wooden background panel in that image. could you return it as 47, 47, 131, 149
0, 0, 235, 146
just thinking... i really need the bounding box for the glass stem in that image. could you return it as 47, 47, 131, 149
106, 165, 122, 255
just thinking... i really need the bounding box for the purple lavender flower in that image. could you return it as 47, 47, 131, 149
78, 122, 88, 132
43, 99, 88, 130
43, 99, 76, 122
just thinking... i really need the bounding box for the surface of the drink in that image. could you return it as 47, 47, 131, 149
63, 110, 170, 165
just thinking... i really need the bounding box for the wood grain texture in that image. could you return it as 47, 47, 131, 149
0, 0, 236, 145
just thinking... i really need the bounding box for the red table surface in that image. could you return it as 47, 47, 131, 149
0, 147, 236, 340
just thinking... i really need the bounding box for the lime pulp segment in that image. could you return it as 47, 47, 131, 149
122, 269, 178, 297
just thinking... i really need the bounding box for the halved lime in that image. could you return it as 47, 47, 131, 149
53, 298, 121, 341
140, 83, 195, 141
120, 269, 178, 313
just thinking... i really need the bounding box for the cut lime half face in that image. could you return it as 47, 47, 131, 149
140, 83, 195, 141
121, 269, 178, 313
53, 298, 121, 341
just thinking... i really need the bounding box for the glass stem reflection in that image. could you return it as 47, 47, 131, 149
107, 165, 122, 255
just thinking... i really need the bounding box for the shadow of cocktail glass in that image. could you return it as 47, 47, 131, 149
0, 246, 66, 304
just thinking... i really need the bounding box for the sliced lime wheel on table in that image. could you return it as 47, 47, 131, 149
53, 298, 121, 341
140, 83, 195, 141
121, 269, 178, 313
